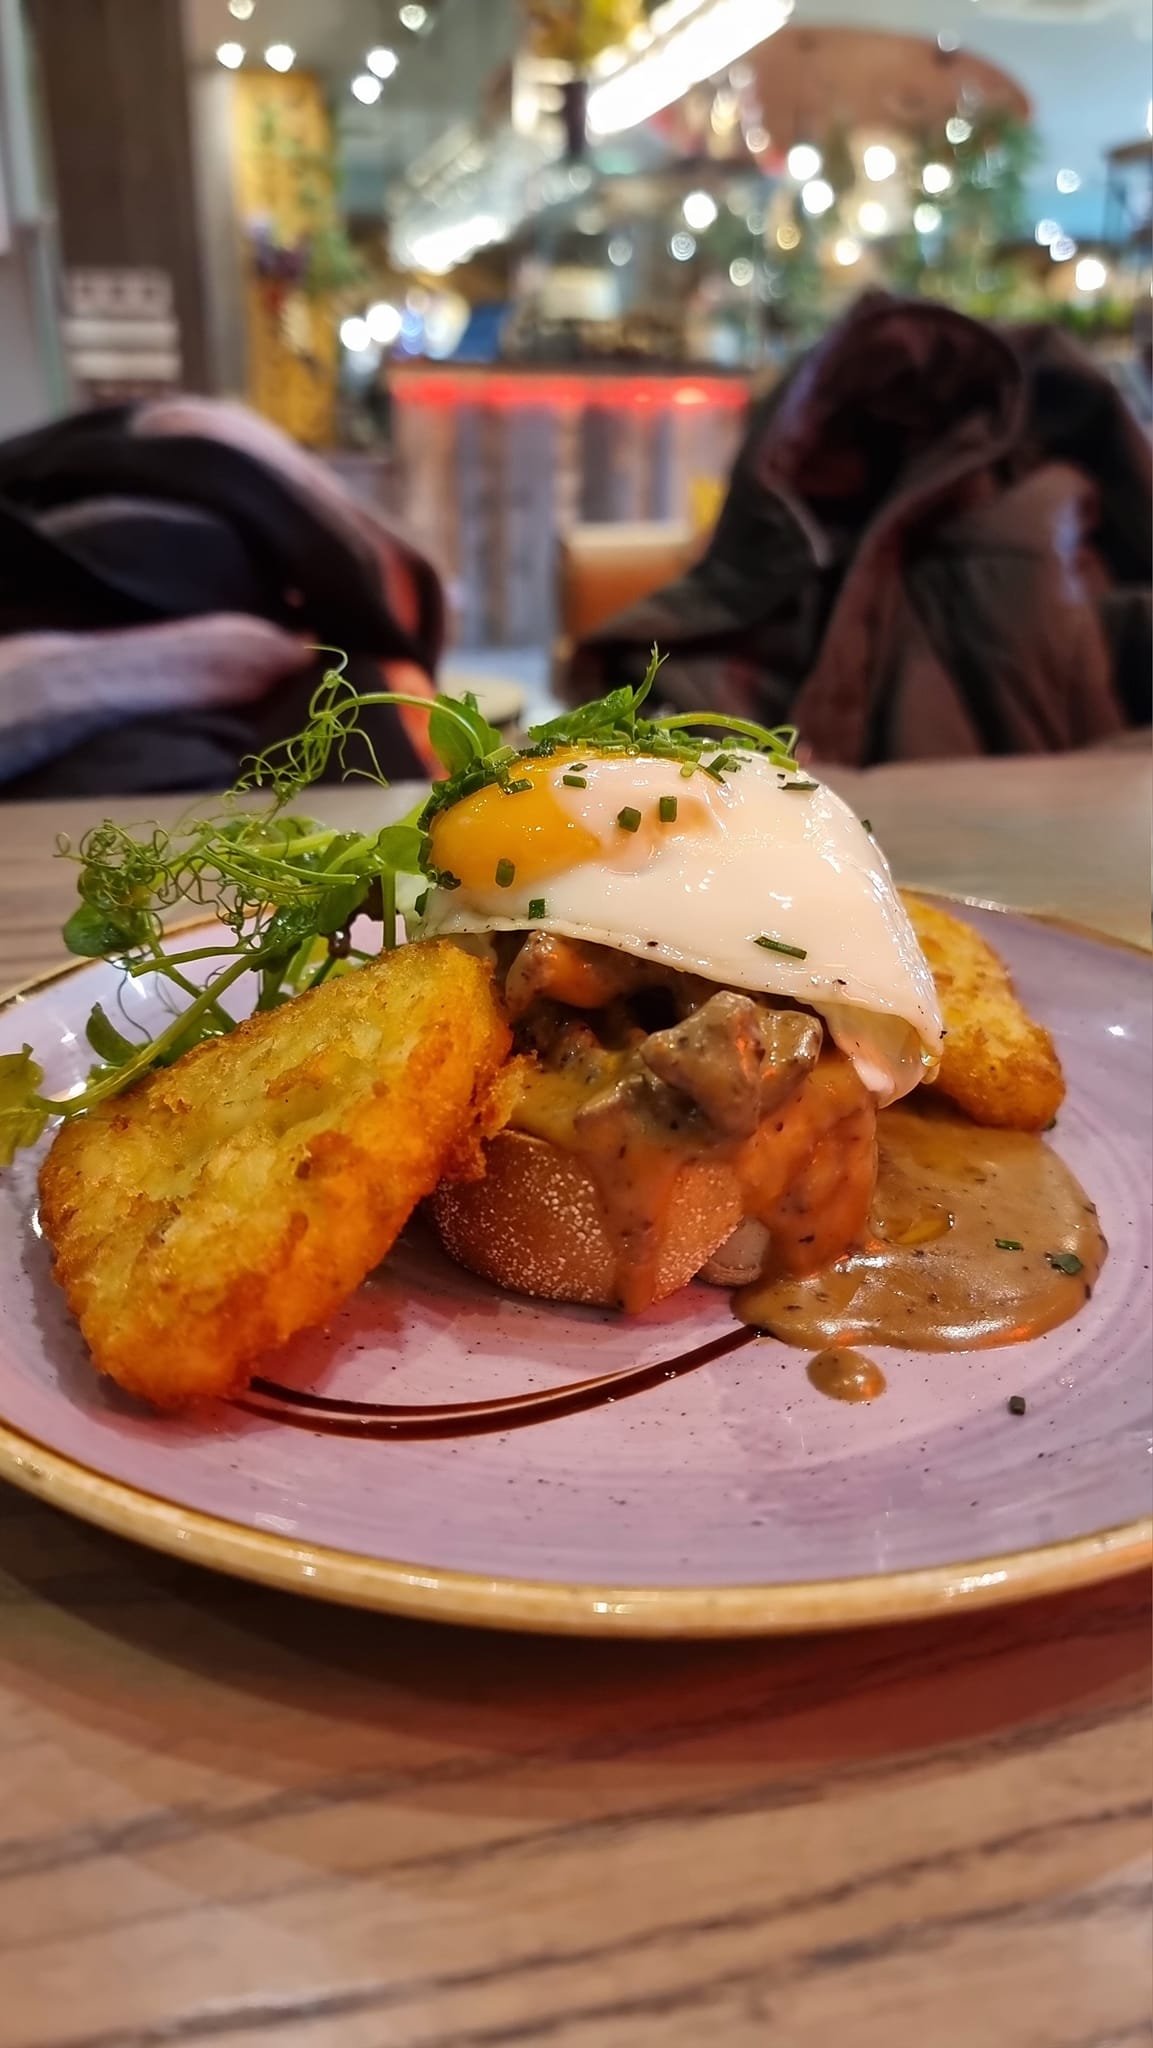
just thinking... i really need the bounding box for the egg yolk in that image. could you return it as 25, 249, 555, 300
429, 757, 601, 891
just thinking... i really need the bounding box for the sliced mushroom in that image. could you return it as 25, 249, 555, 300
640, 993, 822, 1139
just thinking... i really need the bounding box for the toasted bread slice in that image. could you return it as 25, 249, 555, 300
40, 940, 510, 1407
902, 893, 1065, 1131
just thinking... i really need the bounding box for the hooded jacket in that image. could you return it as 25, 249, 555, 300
569, 295, 1151, 762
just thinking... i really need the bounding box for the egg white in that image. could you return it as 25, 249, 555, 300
419, 751, 943, 1104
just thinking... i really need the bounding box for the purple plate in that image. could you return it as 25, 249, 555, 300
0, 907, 1149, 1635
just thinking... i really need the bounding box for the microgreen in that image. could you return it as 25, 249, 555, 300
1, 644, 803, 1164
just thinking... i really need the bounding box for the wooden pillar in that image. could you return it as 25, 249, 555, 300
25, 0, 207, 391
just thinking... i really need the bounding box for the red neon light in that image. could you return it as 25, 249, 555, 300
391, 369, 749, 412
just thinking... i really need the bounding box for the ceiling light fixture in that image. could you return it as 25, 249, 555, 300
682, 189, 718, 230
587, 0, 791, 137
787, 143, 822, 181
366, 301, 402, 343
800, 178, 834, 216
861, 144, 895, 181
857, 200, 889, 236
340, 317, 372, 352
1074, 255, 1107, 292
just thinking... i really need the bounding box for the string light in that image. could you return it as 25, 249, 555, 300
683, 190, 718, 230
399, 3, 428, 27
913, 203, 942, 233
857, 200, 889, 236
1034, 218, 1060, 246
366, 47, 398, 78
729, 256, 755, 285
1055, 168, 1081, 194
227, 0, 255, 16
921, 163, 952, 195
264, 43, 295, 71
800, 178, 835, 216
1074, 256, 1107, 291
775, 221, 800, 250
945, 116, 972, 144
215, 42, 244, 68
607, 236, 633, 266
834, 237, 861, 266
366, 302, 402, 344
787, 143, 822, 181
862, 145, 896, 181
1049, 234, 1077, 262
670, 231, 697, 260
351, 73, 383, 103
340, 317, 371, 352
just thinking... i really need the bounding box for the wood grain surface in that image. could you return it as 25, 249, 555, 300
0, 747, 1149, 2048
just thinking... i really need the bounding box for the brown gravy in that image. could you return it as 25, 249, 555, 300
806, 1349, 887, 1402
738, 1101, 1106, 1350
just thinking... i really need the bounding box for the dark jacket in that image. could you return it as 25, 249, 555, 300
569, 295, 1152, 761
0, 401, 444, 797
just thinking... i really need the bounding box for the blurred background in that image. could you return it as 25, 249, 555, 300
0, 0, 1149, 753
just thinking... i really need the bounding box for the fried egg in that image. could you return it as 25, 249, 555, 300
418, 748, 943, 1103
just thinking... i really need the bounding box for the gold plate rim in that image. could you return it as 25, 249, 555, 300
1, 899, 1149, 1637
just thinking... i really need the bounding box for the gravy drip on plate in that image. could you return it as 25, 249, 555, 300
806, 1349, 887, 1402
737, 1101, 1106, 1351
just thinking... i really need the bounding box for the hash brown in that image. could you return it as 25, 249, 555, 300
902, 893, 1065, 1131
39, 940, 510, 1407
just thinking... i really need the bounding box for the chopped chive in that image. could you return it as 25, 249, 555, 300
1007, 1394, 1027, 1416
861, 819, 873, 835
569, 762, 587, 771
755, 934, 808, 960
502, 778, 533, 795
784, 779, 819, 793
1044, 1117, 1058, 1132
437, 870, 461, 891
617, 806, 642, 833
658, 795, 678, 824
413, 889, 429, 918
679, 760, 696, 778
527, 897, 547, 920
494, 858, 516, 888
562, 773, 587, 789
1047, 1250, 1084, 1276
995, 1237, 1023, 1252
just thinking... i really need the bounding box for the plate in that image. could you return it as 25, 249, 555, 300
0, 906, 1149, 1636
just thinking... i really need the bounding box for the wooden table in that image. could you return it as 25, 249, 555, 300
0, 750, 1149, 2048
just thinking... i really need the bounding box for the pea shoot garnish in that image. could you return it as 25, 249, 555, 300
0, 643, 804, 1166
995, 1238, 1024, 1252
755, 935, 809, 960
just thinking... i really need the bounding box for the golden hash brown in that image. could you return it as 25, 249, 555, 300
901, 893, 1065, 1131
39, 941, 510, 1408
